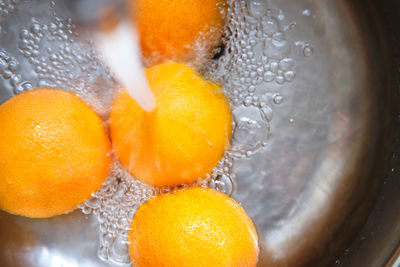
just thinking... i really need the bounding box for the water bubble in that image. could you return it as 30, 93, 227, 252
101, 233, 114, 245
38, 80, 47, 87
276, 75, 285, 84
256, 66, 264, 76
284, 70, 295, 82
302, 9, 312, 16
49, 22, 57, 32
231, 106, 270, 157
10, 74, 21, 86
117, 217, 128, 229
261, 55, 269, 64
7, 60, 17, 72
0, 9, 8, 17
3, 70, 12, 79
19, 82, 33, 91
98, 246, 109, 261
99, 222, 108, 233
85, 197, 100, 209
247, 0, 266, 18
81, 205, 92, 215
31, 49, 39, 57
263, 71, 275, 82
249, 38, 257, 47
289, 117, 295, 123
248, 85, 256, 93
31, 23, 41, 34
13, 84, 24, 95
20, 28, 29, 39
261, 16, 280, 36
273, 93, 284, 104
285, 22, 297, 31
110, 236, 131, 264
98, 212, 106, 223
0, 58, 6, 73
270, 61, 279, 72
265, 38, 291, 59
260, 105, 274, 121
272, 31, 285, 41
279, 57, 294, 71
303, 44, 314, 57
214, 174, 234, 196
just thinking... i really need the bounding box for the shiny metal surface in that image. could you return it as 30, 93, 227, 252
334, 1, 400, 266
238, 1, 380, 266
0, 0, 398, 266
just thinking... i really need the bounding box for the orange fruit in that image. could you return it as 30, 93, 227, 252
131, 0, 226, 65
110, 62, 232, 187
129, 187, 259, 267
0, 88, 111, 218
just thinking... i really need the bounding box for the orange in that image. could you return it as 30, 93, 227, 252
131, 0, 226, 65
0, 88, 111, 218
110, 62, 232, 187
129, 187, 259, 267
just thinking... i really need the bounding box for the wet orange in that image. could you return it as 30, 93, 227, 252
0, 88, 111, 218
110, 62, 232, 187
129, 187, 259, 267
131, 0, 226, 65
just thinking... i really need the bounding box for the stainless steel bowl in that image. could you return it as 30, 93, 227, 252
0, 0, 399, 266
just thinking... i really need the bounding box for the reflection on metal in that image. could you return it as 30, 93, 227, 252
387, 246, 400, 267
